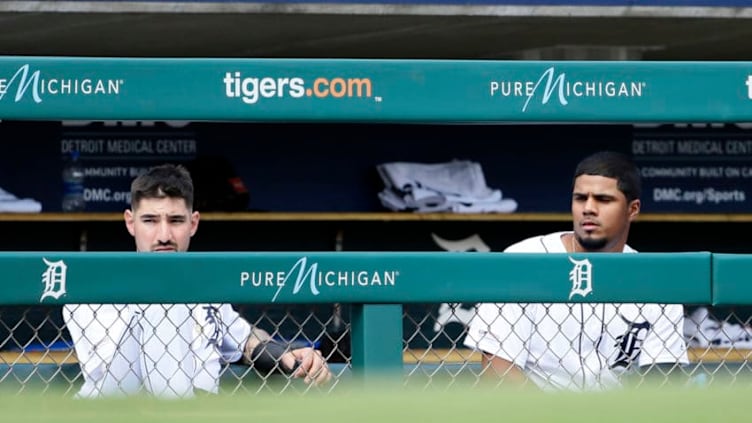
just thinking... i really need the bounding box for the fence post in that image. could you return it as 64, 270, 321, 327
350, 304, 403, 385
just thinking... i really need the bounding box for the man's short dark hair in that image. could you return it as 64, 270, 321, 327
130, 163, 194, 209
573, 151, 641, 202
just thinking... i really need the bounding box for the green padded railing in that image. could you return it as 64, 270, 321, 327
0, 251, 718, 380
0, 252, 712, 305
712, 254, 752, 306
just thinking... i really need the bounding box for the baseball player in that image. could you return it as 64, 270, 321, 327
63, 164, 330, 398
463, 151, 688, 391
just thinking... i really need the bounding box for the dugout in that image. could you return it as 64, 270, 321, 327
3, 1, 752, 391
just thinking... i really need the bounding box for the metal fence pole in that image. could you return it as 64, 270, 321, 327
350, 304, 403, 385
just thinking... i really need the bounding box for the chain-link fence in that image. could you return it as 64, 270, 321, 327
1, 302, 750, 395
0, 304, 351, 396
406, 302, 752, 389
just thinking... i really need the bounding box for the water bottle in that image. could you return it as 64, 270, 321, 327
62, 151, 85, 212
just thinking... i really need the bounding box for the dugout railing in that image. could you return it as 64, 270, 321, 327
1, 251, 751, 393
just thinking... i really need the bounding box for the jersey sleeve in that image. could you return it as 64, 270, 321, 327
462, 235, 543, 368
217, 304, 252, 364
463, 302, 532, 369
639, 304, 689, 366
62, 304, 127, 397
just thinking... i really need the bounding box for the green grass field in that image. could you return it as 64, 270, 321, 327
1, 382, 748, 423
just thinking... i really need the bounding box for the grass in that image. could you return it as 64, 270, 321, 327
1, 381, 749, 423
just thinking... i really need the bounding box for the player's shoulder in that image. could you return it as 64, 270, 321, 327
504, 232, 566, 253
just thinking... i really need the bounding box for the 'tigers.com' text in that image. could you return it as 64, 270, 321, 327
223, 72, 373, 104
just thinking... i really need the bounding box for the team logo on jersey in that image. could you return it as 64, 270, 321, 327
568, 257, 593, 300
40, 258, 68, 302
611, 315, 651, 368
201, 305, 223, 348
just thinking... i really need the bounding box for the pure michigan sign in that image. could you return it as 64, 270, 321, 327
0, 251, 711, 305
2, 57, 752, 122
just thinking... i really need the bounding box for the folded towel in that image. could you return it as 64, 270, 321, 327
377, 160, 519, 213
0, 199, 43, 213
377, 160, 494, 199
404, 187, 446, 209
0, 187, 15, 201
0, 187, 43, 213
444, 189, 503, 205
379, 189, 452, 212
451, 199, 518, 214
378, 189, 408, 211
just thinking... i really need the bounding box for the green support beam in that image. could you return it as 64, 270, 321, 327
350, 304, 404, 384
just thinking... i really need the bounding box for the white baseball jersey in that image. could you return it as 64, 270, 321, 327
463, 231, 688, 391
63, 303, 250, 398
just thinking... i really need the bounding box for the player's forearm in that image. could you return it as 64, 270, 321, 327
481, 353, 528, 385
240, 330, 330, 385
242, 326, 273, 359
241, 328, 299, 373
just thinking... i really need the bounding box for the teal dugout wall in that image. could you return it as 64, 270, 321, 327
2, 57, 752, 122
0, 251, 718, 380
2, 57, 751, 380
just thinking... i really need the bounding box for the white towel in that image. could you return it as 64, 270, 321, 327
0, 187, 42, 212
0, 199, 43, 213
404, 187, 447, 209
378, 188, 452, 212
377, 161, 520, 213
0, 188, 15, 201
451, 199, 518, 214
444, 189, 503, 204
414, 202, 453, 213
378, 189, 408, 211
377, 160, 494, 199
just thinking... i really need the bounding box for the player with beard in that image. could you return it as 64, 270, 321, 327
463, 151, 688, 391
64, 164, 331, 398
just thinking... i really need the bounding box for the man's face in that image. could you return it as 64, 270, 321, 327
571, 174, 639, 252
124, 196, 199, 253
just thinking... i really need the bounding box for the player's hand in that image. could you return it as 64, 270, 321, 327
285, 347, 331, 386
